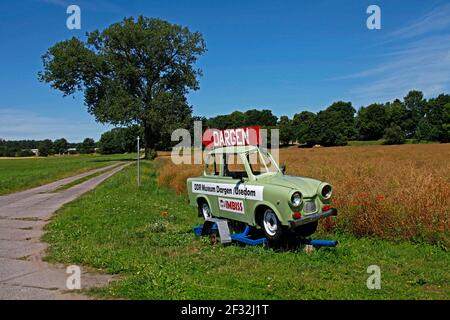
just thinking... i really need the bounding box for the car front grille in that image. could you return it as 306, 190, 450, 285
303, 200, 317, 213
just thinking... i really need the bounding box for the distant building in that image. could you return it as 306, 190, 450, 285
31, 149, 39, 156
67, 147, 78, 154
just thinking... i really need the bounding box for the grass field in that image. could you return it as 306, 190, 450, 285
0, 153, 137, 195
158, 144, 450, 248
44, 161, 450, 299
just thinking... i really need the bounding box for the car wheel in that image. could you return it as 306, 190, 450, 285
295, 221, 318, 237
198, 201, 212, 220
261, 208, 285, 241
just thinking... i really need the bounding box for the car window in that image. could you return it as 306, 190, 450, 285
224, 153, 248, 179
247, 150, 278, 175
205, 153, 221, 176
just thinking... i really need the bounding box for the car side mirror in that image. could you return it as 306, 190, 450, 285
280, 164, 286, 174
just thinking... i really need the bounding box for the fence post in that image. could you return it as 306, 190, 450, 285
137, 136, 140, 187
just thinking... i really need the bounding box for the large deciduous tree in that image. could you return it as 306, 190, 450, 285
292, 111, 316, 146
79, 138, 96, 154
39, 16, 206, 159
356, 103, 389, 140
53, 138, 68, 154
278, 116, 294, 146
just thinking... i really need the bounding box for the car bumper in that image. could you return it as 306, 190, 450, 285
288, 208, 337, 229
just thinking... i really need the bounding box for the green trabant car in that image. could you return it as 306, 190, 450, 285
187, 145, 337, 242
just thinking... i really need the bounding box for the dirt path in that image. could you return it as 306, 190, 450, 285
0, 162, 130, 299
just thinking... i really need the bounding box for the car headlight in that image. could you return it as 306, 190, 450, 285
290, 192, 302, 207
320, 184, 332, 200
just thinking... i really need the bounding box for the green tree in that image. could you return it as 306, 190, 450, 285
356, 103, 389, 140
386, 99, 409, 131
98, 131, 121, 154
98, 126, 143, 154
312, 110, 348, 146
244, 109, 278, 127
53, 138, 68, 154
424, 94, 450, 142
403, 90, 426, 137
17, 149, 35, 157
121, 125, 143, 152
278, 116, 294, 145
228, 111, 246, 128
292, 111, 316, 145
79, 138, 96, 154
383, 125, 406, 145
307, 101, 355, 146
38, 139, 54, 157
443, 103, 450, 143
415, 118, 439, 141
39, 16, 206, 159
326, 101, 357, 140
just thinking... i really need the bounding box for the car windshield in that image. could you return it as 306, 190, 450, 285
247, 149, 279, 176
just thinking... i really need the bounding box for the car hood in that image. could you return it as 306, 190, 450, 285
260, 174, 322, 198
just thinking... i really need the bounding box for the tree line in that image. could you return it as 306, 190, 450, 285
99, 89, 450, 152
0, 126, 143, 157
203, 90, 450, 147
2, 89, 449, 156
0, 138, 96, 157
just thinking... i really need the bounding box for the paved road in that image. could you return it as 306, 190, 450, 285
0, 162, 130, 299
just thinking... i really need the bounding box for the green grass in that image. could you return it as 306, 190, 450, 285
0, 153, 137, 195
43, 161, 449, 299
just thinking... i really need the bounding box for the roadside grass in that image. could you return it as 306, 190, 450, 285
44, 161, 449, 299
0, 153, 136, 195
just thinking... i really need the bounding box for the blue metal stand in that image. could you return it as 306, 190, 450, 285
304, 239, 338, 247
193, 223, 338, 248
230, 225, 267, 245
193, 224, 267, 245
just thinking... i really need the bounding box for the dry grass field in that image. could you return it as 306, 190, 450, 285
156, 144, 450, 248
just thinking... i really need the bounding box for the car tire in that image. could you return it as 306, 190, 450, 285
198, 200, 212, 220
295, 221, 318, 237
260, 208, 285, 242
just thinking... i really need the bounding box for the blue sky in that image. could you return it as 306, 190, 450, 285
0, 0, 449, 141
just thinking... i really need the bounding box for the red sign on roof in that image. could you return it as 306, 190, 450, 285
202, 126, 261, 148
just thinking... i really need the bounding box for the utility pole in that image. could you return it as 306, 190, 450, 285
137, 136, 140, 187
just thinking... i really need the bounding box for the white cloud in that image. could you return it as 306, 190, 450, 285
0, 108, 110, 142
39, 0, 70, 8
388, 3, 450, 40
334, 3, 450, 105
38, 0, 123, 12
349, 36, 450, 103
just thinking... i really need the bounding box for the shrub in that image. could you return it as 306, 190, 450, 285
17, 149, 35, 157
79, 138, 96, 154
383, 125, 406, 145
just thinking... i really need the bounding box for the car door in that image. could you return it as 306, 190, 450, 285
215, 152, 251, 224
